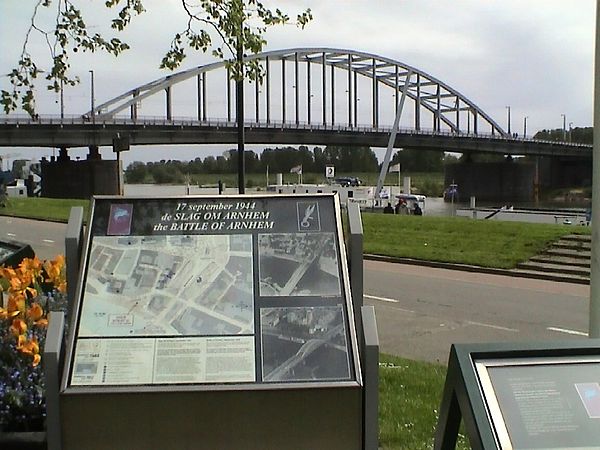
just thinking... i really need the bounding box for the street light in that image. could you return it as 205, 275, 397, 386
89, 70, 95, 125
523, 116, 528, 138
506, 106, 511, 135
561, 113, 566, 141
569, 121, 574, 142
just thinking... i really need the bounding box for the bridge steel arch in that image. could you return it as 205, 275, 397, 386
94, 48, 508, 138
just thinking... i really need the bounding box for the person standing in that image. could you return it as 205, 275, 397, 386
413, 202, 423, 216
0, 183, 6, 207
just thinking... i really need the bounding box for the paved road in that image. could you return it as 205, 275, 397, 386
364, 260, 589, 363
1, 216, 68, 261
1, 216, 591, 364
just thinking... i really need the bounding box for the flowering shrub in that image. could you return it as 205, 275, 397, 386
0, 256, 67, 432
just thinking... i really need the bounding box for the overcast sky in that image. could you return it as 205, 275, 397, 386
0, 0, 596, 167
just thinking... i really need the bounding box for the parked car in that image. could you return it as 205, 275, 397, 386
334, 176, 362, 187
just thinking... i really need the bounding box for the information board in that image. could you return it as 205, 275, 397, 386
475, 356, 600, 450
66, 195, 358, 387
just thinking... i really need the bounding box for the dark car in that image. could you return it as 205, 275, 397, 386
334, 177, 362, 187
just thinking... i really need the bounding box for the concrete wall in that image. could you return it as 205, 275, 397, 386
41, 160, 120, 199
445, 162, 535, 202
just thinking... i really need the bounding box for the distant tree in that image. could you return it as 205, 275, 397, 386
2, 1, 312, 116
261, 147, 302, 173
390, 148, 443, 172
313, 146, 325, 173
226, 149, 260, 173
321, 146, 377, 172
125, 161, 148, 183
534, 127, 592, 145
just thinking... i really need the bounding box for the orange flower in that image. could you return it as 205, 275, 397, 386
18, 336, 41, 367
44, 255, 67, 293
7, 292, 26, 314
19, 257, 43, 279
34, 318, 48, 328
9, 318, 27, 336
16, 333, 27, 349
0, 307, 19, 320
27, 302, 44, 321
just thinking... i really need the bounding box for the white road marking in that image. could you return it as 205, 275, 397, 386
466, 321, 519, 332
42, 239, 55, 243
6, 232, 16, 237
365, 294, 399, 303
364, 294, 415, 313
547, 326, 588, 337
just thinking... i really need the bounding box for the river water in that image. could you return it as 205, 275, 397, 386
123, 184, 585, 219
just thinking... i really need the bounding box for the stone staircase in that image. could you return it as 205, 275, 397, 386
515, 234, 591, 283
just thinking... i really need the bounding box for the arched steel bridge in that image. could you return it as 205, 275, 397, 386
0, 48, 591, 158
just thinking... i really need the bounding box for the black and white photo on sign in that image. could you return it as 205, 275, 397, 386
79, 234, 254, 337
258, 233, 340, 297
260, 306, 351, 382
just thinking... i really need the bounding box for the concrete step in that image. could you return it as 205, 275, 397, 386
517, 261, 590, 277
561, 234, 592, 243
544, 248, 591, 260
529, 255, 590, 268
509, 268, 590, 284
553, 241, 591, 251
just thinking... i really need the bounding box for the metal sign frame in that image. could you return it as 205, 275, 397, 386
61, 193, 362, 393
434, 340, 600, 450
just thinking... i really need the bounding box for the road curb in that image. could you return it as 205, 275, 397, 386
364, 254, 591, 285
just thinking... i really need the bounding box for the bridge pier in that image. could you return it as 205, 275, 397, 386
58, 147, 70, 162
445, 158, 592, 203
41, 148, 119, 199
445, 161, 535, 202
87, 145, 101, 160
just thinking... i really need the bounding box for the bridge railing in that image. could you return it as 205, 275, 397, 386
0, 114, 591, 149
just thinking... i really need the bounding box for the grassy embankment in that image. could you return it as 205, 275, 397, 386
1, 198, 589, 268
1, 199, 587, 448
362, 213, 590, 269
0, 197, 90, 222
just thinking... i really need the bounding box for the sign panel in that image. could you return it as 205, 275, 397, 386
325, 165, 335, 178
67, 195, 357, 388
475, 356, 600, 449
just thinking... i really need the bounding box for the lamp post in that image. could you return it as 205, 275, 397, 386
506, 106, 511, 135
523, 116, 528, 138
236, 40, 245, 194
590, 0, 600, 337
89, 70, 95, 125
569, 122, 573, 142
561, 113, 566, 141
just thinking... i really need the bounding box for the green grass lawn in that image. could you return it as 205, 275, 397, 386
362, 213, 590, 269
0, 197, 590, 270
0, 197, 89, 222
379, 354, 470, 449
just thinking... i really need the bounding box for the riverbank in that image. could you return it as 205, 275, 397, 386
0, 197, 589, 270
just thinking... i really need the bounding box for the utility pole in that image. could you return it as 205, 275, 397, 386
590, 0, 600, 337
523, 116, 528, 138
506, 106, 511, 135
561, 113, 566, 141
89, 70, 95, 125
236, 35, 245, 194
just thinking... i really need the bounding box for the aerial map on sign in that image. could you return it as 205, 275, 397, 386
79, 234, 254, 337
